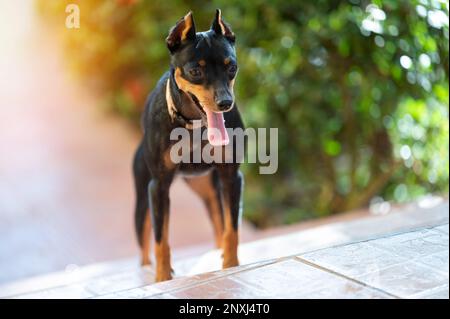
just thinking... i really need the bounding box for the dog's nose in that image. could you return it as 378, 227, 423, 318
216, 99, 233, 110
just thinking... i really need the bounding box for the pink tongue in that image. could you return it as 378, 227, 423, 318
205, 109, 229, 146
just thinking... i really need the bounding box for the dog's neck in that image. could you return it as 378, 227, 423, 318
166, 69, 205, 128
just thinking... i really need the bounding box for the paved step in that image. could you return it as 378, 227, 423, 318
7, 222, 447, 299
94, 222, 448, 299
0, 197, 447, 298
174, 196, 449, 276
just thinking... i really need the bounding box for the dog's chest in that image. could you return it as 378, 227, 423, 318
169, 126, 233, 176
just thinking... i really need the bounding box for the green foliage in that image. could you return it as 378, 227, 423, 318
37, 0, 449, 227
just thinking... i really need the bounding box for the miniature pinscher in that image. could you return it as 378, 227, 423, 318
133, 9, 244, 282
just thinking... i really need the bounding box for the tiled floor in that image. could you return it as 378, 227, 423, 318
301, 225, 449, 299
1, 222, 448, 299
177, 198, 449, 276
145, 223, 448, 299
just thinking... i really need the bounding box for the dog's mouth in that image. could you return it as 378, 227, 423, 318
188, 92, 230, 146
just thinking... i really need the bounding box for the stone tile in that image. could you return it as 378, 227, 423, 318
412, 284, 449, 299
230, 259, 332, 296
0, 258, 142, 298
163, 277, 390, 299
4, 208, 449, 299
238, 227, 351, 265
357, 261, 448, 298
376, 228, 436, 242
148, 293, 178, 299
160, 277, 264, 299
180, 226, 352, 276
306, 282, 393, 299
242, 258, 387, 299
94, 259, 275, 299
417, 250, 449, 275
177, 201, 449, 277
160, 258, 390, 299
301, 242, 408, 277
84, 268, 154, 296
370, 229, 448, 259
433, 224, 449, 235
94, 285, 163, 299
92, 271, 196, 299
138, 273, 221, 298
151, 259, 274, 293
12, 283, 95, 299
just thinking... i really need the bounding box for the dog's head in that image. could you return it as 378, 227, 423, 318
166, 9, 237, 113
166, 10, 237, 146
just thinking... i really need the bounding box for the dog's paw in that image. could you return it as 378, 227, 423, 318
155, 273, 172, 282
141, 258, 151, 266
155, 268, 173, 282
222, 257, 239, 269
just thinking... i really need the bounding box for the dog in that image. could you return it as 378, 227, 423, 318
133, 9, 244, 282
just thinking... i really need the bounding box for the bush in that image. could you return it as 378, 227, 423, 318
37, 0, 449, 227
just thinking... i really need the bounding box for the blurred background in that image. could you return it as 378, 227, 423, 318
0, 0, 448, 284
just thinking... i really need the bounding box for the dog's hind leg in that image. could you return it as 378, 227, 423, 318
184, 170, 224, 248
133, 141, 152, 265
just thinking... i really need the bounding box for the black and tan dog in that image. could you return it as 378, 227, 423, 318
133, 9, 244, 282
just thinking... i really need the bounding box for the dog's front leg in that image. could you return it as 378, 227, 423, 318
149, 176, 173, 282
218, 168, 243, 269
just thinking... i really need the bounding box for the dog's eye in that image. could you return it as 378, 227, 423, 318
228, 65, 238, 76
189, 67, 203, 78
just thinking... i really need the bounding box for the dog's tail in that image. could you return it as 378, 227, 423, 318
133, 140, 151, 248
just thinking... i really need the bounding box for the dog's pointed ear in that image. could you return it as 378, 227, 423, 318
211, 9, 235, 43
166, 11, 196, 53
